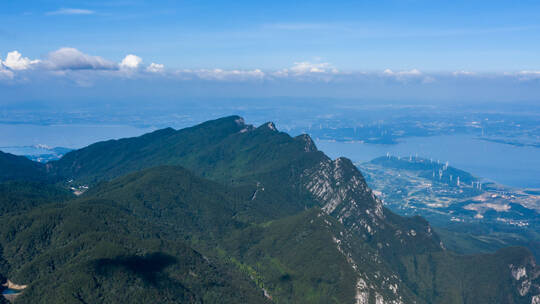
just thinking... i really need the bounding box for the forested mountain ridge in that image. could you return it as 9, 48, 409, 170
0, 151, 48, 182
0, 116, 539, 303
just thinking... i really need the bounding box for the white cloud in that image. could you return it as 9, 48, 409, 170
46, 8, 95, 15
518, 70, 540, 76
120, 54, 142, 69
0, 60, 14, 79
452, 70, 475, 76
383, 68, 422, 76
3, 46, 540, 88
44, 48, 116, 70
515, 70, 540, 81
288, 61, 338, 75
146, 62, 164, 73
382, 68, 432, 83
191, 68, 265, 81
271, 61, 339, 81
2, 51, 40, 70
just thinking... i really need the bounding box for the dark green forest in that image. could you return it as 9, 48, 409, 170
0, 116, 538, 303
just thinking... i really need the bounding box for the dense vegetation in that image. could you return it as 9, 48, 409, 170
0, 116, 538, 303
0, 151, 48, 182
0, 170, 270, 303
0, 181, 73, 214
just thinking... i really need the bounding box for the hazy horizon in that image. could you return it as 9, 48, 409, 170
2, 1, 540, 105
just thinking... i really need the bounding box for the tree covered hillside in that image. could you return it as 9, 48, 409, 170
0, 116, 538, 303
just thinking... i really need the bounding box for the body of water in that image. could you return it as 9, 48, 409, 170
316, 135, 540, 189
0, 124, 156, 149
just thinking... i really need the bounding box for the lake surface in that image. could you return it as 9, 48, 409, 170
316, 135, 540, 189
0, 124, 156, 148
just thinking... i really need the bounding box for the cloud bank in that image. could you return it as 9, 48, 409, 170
44, 48, 116, 70
1, 47, 539, 103
2, 47, 538, 83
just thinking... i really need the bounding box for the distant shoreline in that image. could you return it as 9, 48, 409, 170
476, 137, 540, 148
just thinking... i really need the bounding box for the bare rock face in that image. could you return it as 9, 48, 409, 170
509, 256, 540, 301
2, 279, 27, 302
303, 157, 385, 235
2, 279, 27, 290
301, 156, 415, 303
298, 143, 540, 303
300, 153, 438, 248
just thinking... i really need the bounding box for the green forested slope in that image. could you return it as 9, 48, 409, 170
0, 151, 48, 182
0, 181, 73, 214
0, 116, 538, 303
0, 185, 270, 303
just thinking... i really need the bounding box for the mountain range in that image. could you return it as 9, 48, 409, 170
0, 116, 538, 303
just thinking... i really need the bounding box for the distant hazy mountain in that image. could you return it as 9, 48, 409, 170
0, 116, 538, 303
0, 145, 72, 163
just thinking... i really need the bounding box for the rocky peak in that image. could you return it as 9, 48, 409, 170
294, 134, 318, 152
301, 153, 444, 258
234, 116, 245, 126
258, 122, 277, 131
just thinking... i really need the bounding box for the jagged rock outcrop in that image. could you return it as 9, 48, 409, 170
509, 256, 540, 301
303, 157, 384, 230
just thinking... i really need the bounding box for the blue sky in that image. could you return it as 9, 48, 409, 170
1, 0, 540, 103
3, 0, 540, 71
